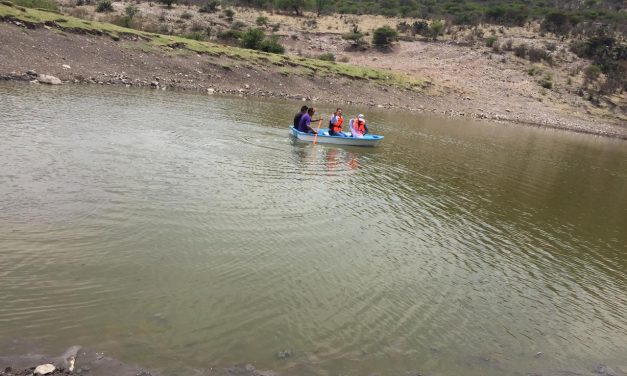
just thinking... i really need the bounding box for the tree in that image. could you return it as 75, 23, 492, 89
315, 0, 328, 16
275, 0, 305, 16
372, 26, 398, 47
223, 8, 235, 21
240, 28, 265, 50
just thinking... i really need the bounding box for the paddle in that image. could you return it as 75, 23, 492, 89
312, 118, 323, 145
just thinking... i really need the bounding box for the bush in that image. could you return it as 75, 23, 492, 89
181, 31, 207, 41
198, 0, 217, 13
259, 36, 285, 53
318, 52, 335, 61
230, 20, 246, 30
485, 35, 497, 47
539, 75, 553, 89
95, 0, 113, 12
159, 0, 177, 8
412, 20, 429, 36
429, 19, 444, 40
256, 15, 268, 26
223, 8, 234, 21
342, 32, 364, 41
514, 43, 528, 58
372, 25, 397, 47
240, 27, 265, 50
584, 64, 601, 81
218, 29, 243, 41
180, 11, 193, 19
528, 47, 551, 63
118, 4, 138, 27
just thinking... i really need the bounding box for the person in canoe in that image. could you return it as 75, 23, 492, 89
298, 107, 321, 134
328, 108, 347, 137
293, 105, 308, 129
349, 114, 369, 138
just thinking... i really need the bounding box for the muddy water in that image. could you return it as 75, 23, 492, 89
0, 83, 626, 376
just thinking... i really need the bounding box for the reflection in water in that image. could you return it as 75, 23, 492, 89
0, 83, 626, 376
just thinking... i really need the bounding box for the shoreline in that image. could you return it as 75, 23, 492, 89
3, 73, 626, 141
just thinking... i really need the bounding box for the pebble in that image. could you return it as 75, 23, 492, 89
276, 350, 292, 359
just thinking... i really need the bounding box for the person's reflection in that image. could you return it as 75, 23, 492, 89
347, 151, 359, 170
325, 148, 339, 171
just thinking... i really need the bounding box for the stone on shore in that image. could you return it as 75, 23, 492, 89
34, 364, 55, 375
37, 74, 62, 85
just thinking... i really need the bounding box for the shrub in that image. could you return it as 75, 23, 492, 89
240, 27, 265, 50
230, 20, 246, 30
539, 76, 553, 89
372, 25, 398, 47
182, 31, 207, 41
95, 0, 113, 12
256, 15, 268, 26
342, 32, 364, 41
338, 56, 349, 63
259, 36, 284, 53
412, 20, 429, 36
318, 52, 335, 61
218, 29, 243, 41
223, 8, 234, 21
429, 19, 444, 41
180, 11, 193, 19
528, 47, 550, 62
514, 43, 528, 58
584, 64, 601, 81
504, 39, 513, 50
118, 4, 138, 27
485, 35, 497, 47
159, 0, 177, 8
198, 0, 217, 13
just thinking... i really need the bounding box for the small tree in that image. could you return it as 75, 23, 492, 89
372, 25, 398, 47
120, 4, 139, 27
429, 19, 444, 41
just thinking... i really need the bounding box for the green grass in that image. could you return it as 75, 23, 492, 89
0, 1, 425, 90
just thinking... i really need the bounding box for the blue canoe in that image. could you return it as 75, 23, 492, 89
290, 127, 384, 147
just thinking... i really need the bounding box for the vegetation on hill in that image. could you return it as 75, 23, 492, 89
227, 0, 626, 31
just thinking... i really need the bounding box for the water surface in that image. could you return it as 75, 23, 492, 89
1, 83, 626, 376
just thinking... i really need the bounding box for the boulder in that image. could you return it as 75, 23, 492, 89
34, 364, 55, 375
37, 74, 62, 85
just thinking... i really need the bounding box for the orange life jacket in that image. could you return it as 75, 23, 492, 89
354, 119, 366, 134
330, 116, 344, 132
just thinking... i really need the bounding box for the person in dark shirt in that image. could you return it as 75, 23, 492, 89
293, 105, 308, 129
297, 107, 321, 134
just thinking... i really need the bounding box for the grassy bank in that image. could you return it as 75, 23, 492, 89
0, 1, 425, 90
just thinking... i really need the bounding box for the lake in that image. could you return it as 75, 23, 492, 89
0, 83, 626, 376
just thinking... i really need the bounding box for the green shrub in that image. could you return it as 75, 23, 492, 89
95, 0, 113, 12
12, 0, 58, 10
514, 43, 528, 58
181, 31, 207, 41
318, 52, 335, 61
256, 15, 268, 26
528, 47, 550, 62
584, 64, 601, 81
539, 75, 553, 89
412, 20, 429, 36
180, 11, 193, 19
485, 35, 497, 47
259, 36, 284, 53
218, 29, 243, 41
240, 27, 265, 50
223, 8, 234, 21
118, 4, 138, 27
342, 32, 364, 41
429, 19, 444, 41
198, 0, 217, 13
372, 25, 398, 46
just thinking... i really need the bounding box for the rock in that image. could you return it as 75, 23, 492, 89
207, 88, 215, 94
34, 364, 55, 375
244, 84, 250, 89
37, 74, 62, 85
276, 350, 292, 359
245, 364, 255, 371
534, 352, 543, 358
150, 81, 159, 87
593, 364, 618, 376
62, 64, 71, 69
26, 70, 37, 76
